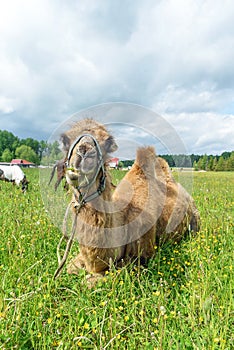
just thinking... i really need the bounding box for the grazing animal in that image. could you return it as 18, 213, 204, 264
58, 118, 200, 282
48, 159, 68, 191
0, 165, 29, 192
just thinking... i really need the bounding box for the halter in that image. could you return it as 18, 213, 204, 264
66, 133, 106, 204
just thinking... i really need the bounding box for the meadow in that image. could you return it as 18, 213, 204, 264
0, 169, 233, 349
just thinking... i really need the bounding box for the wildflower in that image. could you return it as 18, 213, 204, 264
124, 315, 129, 321
83, 323, 89, 329
37, 332, 42, 338
159, 306, 166, 315
47, 318, 53, 324
153, 318, 157, 323
153, 291, 160, 297
214, 338, 220, 343
119, 280, 124, 286
100, 301, 107, 307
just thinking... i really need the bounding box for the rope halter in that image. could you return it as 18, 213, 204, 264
66, 133, 106, 204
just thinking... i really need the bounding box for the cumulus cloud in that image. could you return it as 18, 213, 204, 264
0, 0, 234, 153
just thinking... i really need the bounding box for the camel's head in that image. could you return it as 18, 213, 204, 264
61, 119, 118, 188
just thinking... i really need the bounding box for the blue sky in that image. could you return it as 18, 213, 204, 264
0, 0, 234, 155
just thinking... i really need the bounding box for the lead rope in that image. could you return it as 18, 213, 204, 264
53, 201, 83, 279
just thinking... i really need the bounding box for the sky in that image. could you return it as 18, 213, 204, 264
0, 0, 234, 156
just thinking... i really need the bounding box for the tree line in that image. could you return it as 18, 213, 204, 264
121, 152, 234, 171
0, 130, 62, 165
0, 129, 233, 170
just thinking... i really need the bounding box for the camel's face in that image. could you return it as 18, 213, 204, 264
66, 137, 100, 187
61, 120, 118, 189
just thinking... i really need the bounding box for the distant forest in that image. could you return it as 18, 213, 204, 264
121, 152, 234, 171
0, 129, 233, 171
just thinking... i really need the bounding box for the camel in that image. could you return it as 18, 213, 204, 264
57, 118, 200, 281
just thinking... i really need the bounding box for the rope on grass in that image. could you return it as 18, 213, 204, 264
53, 202, 82, 279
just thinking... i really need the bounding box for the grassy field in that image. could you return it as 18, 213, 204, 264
0, 169, 233, 349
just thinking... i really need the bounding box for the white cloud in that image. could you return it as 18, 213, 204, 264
163, 112, 234, 154
0, 0, 234, 154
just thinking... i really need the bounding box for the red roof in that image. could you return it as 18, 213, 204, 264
108, 157, 119, 164
11, 159, 34, 165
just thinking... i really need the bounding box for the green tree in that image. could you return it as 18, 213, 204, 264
221, 151, 231, 159
193, 160, 198, 171
40, 141, 63, 165
215, 156, 225, 171
38, 140, 48, 161
118, 161, 124, 169
213, 157, 218, 171
15, 145, 40, 164
225, 152, 234, 171
0, 130, 19, 154
21, 138, 40, 155
1, 148, 13, 162
207, 156, 214, 171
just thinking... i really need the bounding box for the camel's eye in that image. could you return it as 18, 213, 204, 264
77, 145, 86, 156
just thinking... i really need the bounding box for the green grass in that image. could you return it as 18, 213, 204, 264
0, 169, 233, 349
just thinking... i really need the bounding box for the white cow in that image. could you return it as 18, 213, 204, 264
0, 165, 29, 192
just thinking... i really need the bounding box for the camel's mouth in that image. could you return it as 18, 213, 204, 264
66, 169, 79, 187
66, 166, 97, 188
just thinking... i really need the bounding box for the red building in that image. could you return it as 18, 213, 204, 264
108, 157, 119, 168
10, 159, 35, 167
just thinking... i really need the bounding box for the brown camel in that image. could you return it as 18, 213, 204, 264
58, 118, 200, 281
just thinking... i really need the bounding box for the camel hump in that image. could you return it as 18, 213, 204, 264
135, 146, 157, 173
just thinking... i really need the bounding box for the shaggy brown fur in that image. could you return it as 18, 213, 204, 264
60, 118, 200, 281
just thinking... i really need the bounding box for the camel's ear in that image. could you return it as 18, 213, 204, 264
60, 133, 71, 152
103, 136, 118, 153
